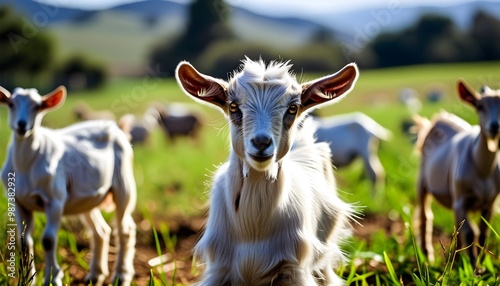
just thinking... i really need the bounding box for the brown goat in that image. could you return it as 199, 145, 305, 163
413, 79, 500, 264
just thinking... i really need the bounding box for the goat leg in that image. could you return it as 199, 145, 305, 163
42, 201, 64, 286
82, 208, 111, 285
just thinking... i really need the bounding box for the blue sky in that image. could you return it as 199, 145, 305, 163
37, 0, 479, 15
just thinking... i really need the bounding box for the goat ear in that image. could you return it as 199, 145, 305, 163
457, 79, 480, 108
0, 86, 11, 105
176, 61, 228, 110
41, 86, 66, 111
301, 63, 359, 110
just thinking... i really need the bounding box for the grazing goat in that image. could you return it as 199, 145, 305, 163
74, 101, 116, 121
314, 112, 391, 190
413, 79, 500, 264
153, 102, 202, 142
118, 107, 159, 145
0, 86, 136, 286
399, 87, 422, 113
176, 58, 358, 286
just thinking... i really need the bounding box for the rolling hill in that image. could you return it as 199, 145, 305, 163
3, 0, 499, 75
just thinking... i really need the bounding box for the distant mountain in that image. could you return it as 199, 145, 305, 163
110, 0, 185, 17
1, 0, 187, 24
3, 0, 329, 45
2, 0, 90, 23
7, 0, 500, 43
229, 7, 331, 46
7, 0, 500, 33
312, 1, 500, 35
3, 0, 499, 75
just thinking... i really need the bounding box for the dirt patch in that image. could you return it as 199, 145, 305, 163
355, 212, 451, 247
60, 214, 203, 285
61, 212, 451, 285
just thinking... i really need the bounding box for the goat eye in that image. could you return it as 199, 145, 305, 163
477, 103, 484, 111
7, 102, 13, 108
229, 102, 239, 113
287, 105, 298, 115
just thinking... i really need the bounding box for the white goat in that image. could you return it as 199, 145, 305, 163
74, 101, 116, 121
0, 86, 137, 286
413, 79, 500, 264
399, 87, 422, 113
118, 107, 159, 145
176, 58, 358, 286
314, 112, 391, 190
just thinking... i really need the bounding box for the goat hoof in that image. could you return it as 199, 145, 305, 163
44, 270, 64, 286
84, 274, 106, 286
111, 275, 133, 286
43, 279, 63, 286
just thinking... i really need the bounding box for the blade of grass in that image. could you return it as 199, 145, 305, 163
480, 217, 499, 239
383, 251, 401, 285
144, 209, 169, 285
148, 269, 157, 286
438, 220, 464, 284
350, 271, 376, 283
346, 240, 367, 283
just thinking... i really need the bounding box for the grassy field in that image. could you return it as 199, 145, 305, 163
1, 61, 500, 285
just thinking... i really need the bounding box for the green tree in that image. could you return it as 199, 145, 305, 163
470, 10, 500, 61
54, 54, 107, 91
149, 0, 234, 76
365, 14, 478, 68
0, 6, 55, 89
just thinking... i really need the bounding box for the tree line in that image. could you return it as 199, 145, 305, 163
1, 0, 499, 90
0, 6, 106, 91
150, 0, 500, 76
353, 11, 500, 69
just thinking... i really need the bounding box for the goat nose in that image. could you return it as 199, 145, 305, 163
251, 134, 272, 151
17, 120, 27, 131
16, 120, 28, 136
489, 122, 500, 135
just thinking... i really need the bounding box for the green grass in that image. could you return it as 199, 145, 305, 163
47, 11, 184, 70
1, 61, 500, 285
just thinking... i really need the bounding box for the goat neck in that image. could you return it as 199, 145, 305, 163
457, 81, 500, 179
473, 128, 499, 178
11, 127, 45, 173
227, 151, 289, 240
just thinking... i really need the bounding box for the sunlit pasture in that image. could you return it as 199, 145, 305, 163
1, 61, 499, 285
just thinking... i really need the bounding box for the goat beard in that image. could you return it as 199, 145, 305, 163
486, 134, 500, 152
241, 160, 279, 181
16, 129, 33, 138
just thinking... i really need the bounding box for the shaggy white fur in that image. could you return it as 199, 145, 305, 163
176, 58, 359, 286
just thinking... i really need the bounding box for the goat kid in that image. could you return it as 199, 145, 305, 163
0, 86, 136, 286
176, 59, 358, 286
74, 101, 116, 121
118, 107, 159, 145
314, 112, 391, 191
414, 79, 500, 264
